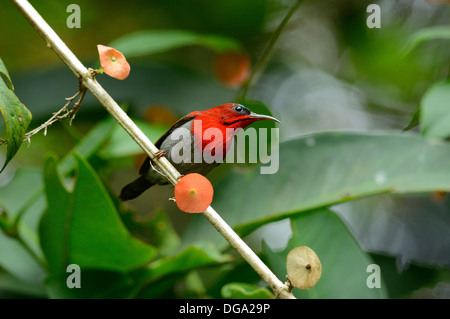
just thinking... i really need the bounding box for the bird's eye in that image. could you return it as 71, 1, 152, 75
233, 105, 250, 115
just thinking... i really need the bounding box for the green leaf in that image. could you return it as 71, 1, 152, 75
134, 242, 232, 298
0, 57, 14, 90
264, 209, 387, 298
45, 269, 137, 299
108, 30, 242, 58
183, 132, 450, 245
0, 168, 42, 220
420, 81, 450, 139
58, 116, 116, 174
402, 25, 450, 56
0, 118, 121, 290
120, 209, 181, 257
228, 100, 278, 166
11, 118, 115, 221
0, 168, 45, 269
0, 232, 47, 286
40, 154, 156, 275
145, 242, 232, 280
99, 120, 167, 158
403, 107, 420, 132
40, 155, 72, 274
369, 253, 442, 298
0, 117, 117, 278
221, 282, 273, 299
0, 73, 32, 173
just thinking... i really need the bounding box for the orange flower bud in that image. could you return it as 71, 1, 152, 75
174, 173, 214, 213
97, 44, 130, 80
213, 51, 250, 88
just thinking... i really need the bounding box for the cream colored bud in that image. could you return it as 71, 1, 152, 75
286, 246, 322, 290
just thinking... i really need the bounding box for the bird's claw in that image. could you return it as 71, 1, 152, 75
154, 150, 166, 159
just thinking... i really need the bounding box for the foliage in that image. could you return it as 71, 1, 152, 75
420, 81, 450, 139
109, 30, 243, 58
0, 58, 32, 172
264, 209, 387, 298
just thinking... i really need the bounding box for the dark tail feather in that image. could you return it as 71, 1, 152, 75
119, 176, 154, 201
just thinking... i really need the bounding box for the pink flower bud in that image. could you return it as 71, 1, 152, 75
97, 44, 130, 80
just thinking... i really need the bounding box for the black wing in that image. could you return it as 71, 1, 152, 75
139, 114, 197, 176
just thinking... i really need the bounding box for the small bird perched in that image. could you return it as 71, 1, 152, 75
120, 103, 279, 200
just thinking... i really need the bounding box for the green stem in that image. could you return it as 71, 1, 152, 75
62, 120, 82, 143
16, 233, 47, 270
12, 0, 295, 299
238, 0, 302, 100
0, 212, 11, 233
0, 209, 47, 270
13, 185, 44, 227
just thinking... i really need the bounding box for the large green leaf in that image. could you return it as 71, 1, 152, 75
0, 118, 133, 297
0, 168, 45, 281
143, 242, 231, 280
0, 117, 117, 276
45, 269, 137, 299
0, 232, 46, 287
183, 132, 450, 245
40, 154, 156, 275
0, 270, 46, 298
134, 242, 232, 298
108, 30, 242, 58
0, 57, 13, 90
120, 209, 181, 257
0, 168, 42, 220
0, 117, 119, 286
420, 81, 450, 139
0, 59, 32, 173
336, 193, 450, 268
264, 209, 387, 298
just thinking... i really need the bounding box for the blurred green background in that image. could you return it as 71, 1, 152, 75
0, 0, 449, 299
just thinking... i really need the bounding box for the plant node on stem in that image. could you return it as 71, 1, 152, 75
23, 82, 87, 145
285, 277, 294, 293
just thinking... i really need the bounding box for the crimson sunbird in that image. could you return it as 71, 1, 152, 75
119, 103, 279, 200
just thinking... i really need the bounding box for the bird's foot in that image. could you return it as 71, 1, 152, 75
154, 150, 166, 159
